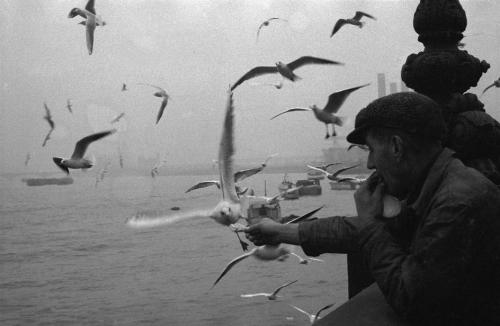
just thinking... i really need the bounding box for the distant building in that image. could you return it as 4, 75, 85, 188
377, 73, 386, 98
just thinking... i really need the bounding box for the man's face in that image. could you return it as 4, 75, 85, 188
364, 131, 407, 198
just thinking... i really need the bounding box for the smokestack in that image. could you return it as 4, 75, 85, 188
377, 73, 386, 98
389, 82, 398, 94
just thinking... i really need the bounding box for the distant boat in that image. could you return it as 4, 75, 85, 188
22, 177, 74, 186
296, 179, 322, 196
278, 174, 300, 200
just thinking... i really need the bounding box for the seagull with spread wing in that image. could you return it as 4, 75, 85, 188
231, 56, 344, 91
241, 280, 297, 300
271, 84, 370, 138
482, 77, 500, 96
68, 0, 106, 55
331, 11, 376, 37
289, 303, 336, 324
306, 164, 359, 182
52, 129, 116, 175
66, 99, 73, 114
256, 17, 288, 42
185, 153, 278, 193
42, 102, 55, 147
138, 83, 171, 124
110, 112, 125, 124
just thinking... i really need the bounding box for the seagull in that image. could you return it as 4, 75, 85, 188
271, 84, 369, 138
68, 0, 106, 55
127, 91, 249, 251
331, 11, 376, 37
211, 244, 291, 288
110, 112, 125, 124
151, 156, 167, 178
52, 129, 116, 175
241, 280, 297, 300
42, 102, 55, 147
231, 56, 344, 91
482, 77, 500, 96
121, 83, 128, 91
289, 303, 336, 324
312, 162, 342, 171
25, 153, 31, 166
347, 144, 369, 151
185, 153, 278, 193
256, 17, 288, 42
306, 164, 359, 182
66, 99, 73, 114
290, 252, 324, 265
138, 83, 170, 124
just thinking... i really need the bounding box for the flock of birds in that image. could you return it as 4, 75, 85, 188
27, 0, 500, 324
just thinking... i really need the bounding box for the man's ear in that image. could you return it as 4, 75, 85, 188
390, 135, 404, 161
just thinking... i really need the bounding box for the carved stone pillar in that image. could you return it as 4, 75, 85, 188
401, 0, 500, 184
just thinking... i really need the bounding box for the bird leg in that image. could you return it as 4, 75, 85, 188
324, 124, 330, 139
331, 125, 337, 137
235, 231, 249, 252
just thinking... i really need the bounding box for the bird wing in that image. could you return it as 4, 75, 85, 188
43, 103, 55, 129
289, 305, 312, 318
323, 162, 342, 170
271, 280, 298, 296
85, 0, 96, 15
53, 157, 69, 175
42, 128, 54, 147
85, 14, 96, 55
314, 303, 336, 322
211, 251, 253, 288
231, 66, 278, 91
336, 177, 358, 183
286, 205, 324, 224
354, 11, 376, 20
331, 19, 347, 37
482, 83, 495, 95
331, 164, 359, 177
137, 83, 165, 93
218, 91, 239, 203
156, 98, 168, 124
71, 129, 116, 159
306, 165, 330, 177
270, 107, 311, 120
241, 293, 268, 298
185, 181, 221, 193
287, 56, 344, 71
324, 84, 370, 114
234, 166, 263, 183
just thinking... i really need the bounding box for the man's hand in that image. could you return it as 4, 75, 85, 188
354, 172, 384, 226
245, 218, 300, 246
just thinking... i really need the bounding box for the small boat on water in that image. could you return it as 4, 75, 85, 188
296, 179, 322, 196
22, 176, 74, 186
278, 174, 300, 200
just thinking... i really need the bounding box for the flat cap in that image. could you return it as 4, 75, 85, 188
346, 92, 447, 145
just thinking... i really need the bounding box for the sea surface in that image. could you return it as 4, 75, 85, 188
0, 172, 360, 325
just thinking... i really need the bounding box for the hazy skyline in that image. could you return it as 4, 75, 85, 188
1, 0, 499, 174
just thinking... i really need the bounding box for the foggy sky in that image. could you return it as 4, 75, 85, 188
1, 0, 499, 173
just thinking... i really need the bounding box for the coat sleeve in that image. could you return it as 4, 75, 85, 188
359, 200, 478, 322
298, 216, 366, 256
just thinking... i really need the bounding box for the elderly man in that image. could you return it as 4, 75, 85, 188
245, 92, 500, 325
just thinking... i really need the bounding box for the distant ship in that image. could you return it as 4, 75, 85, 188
296, 179, 322, 196
22, 176, 74, 186
278, 174, 300, 200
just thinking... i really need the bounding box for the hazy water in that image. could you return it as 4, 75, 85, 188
0, 172, 359, 325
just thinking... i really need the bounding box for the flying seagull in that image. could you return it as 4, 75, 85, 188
25, 153, 31, 166
110, 112, 125, 124
289, 303, 336, 324
256, 17, 288, 42
52, 129, 116, 175
42, 102, 55, 147
331, 11, 376, 37
185, 153, 277, 193
121, 83, 128, 91
211, 244, 291, 289
240, 280, 297, 300
126, 91, 250, 251
271, 84, 370, 138
306, 164, 359, 181
151, 156, 167, 178
66, 99, 73, 114
231, 56, 344, 91
68, 0, 106, 55
482, 77, 500, 96
138, 83, 170, 124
